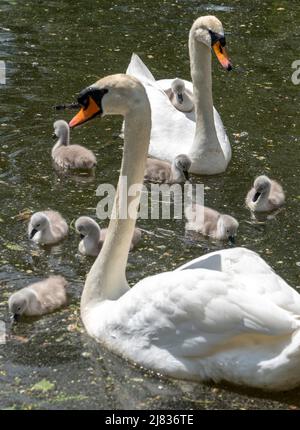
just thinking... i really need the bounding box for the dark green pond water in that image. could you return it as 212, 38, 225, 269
0, 0, 299, 410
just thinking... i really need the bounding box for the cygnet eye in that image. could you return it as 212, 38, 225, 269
36, 224, 40, 228
17, 306, 21, 311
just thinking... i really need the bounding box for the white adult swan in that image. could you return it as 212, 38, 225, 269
126, 16, 232, 175
69, 74, 300, 391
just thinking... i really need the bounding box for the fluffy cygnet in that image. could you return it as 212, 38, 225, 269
185, 205, 239, 243
28, 210, 68, 245
165, 78, 194, 113
52, 120, 97, 170
245, 175, 285, 212
8, 276, 68, 321
75, 216, 142, 256
144, 154, 191, 184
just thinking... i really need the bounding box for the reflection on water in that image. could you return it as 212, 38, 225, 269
0, 0, 300, 409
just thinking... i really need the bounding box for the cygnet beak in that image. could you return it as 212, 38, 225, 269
253, 192, 261, 203
228, 236, 235, 245
177, 93, 184, 104
30, 228, 38, 239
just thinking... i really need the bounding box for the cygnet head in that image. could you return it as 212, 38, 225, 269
218, 214, 239, 243
252, 175, 271, 202
53, 120, 70, 144
190, 15, 232, 71
174, 154, 192, 181
171, 79, 186, 104
29, 212, 49, 239
8, 291, 29, 321
69, 74, 151, 128
75, 216, 100, 239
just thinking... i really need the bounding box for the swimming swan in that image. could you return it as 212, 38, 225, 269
185, 204, 239, 243
126, 16, 232, 175
9, 276, 68, 320
144, 154, 191, 184
165, 78, 194, 113
75, 216, 142, 256
28, 210, 68, 245
69, 74, 300, 391
52, 120, 97, 170
246, 175, 285, 212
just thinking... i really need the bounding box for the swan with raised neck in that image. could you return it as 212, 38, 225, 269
68, 74, 300, 391
126, 15, 232, 175
188, 15, 231, 173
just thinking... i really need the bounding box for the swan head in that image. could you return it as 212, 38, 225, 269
174, 154, 192, 181
53, 120, 69, 144
171, 78, 186, 104
75, 216, 100, 239
29, 212, 48, 239
252, 175, 271, 202
69, 74, 148, 128
9, 291, 29, 321
217, 214, 239, 243
190, 15, 232, 71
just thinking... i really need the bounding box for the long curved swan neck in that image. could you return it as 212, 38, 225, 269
189, 36, 219, 154
81, 99, 151, 313
190, 38, 213, 110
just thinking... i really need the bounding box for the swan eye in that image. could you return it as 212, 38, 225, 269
209, 30, 226, 47
77, 87, 109, 112
78, 87, 93, 109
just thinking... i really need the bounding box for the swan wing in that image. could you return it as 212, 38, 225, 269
213, 107, 231, 162
158, 78, 231, 162
126, 54, 230, 165
101, 249, 300, 362
177, 247, 300, 314
126, 52, 156, 84
126, 56, 195, 160
108, 271, 298, 364
145, 84, 196, 160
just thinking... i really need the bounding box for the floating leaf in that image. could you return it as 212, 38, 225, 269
31, 379, 55, 392
5, 243, 24, 252
10, 335, 29, 344
14, 209, 32, 222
